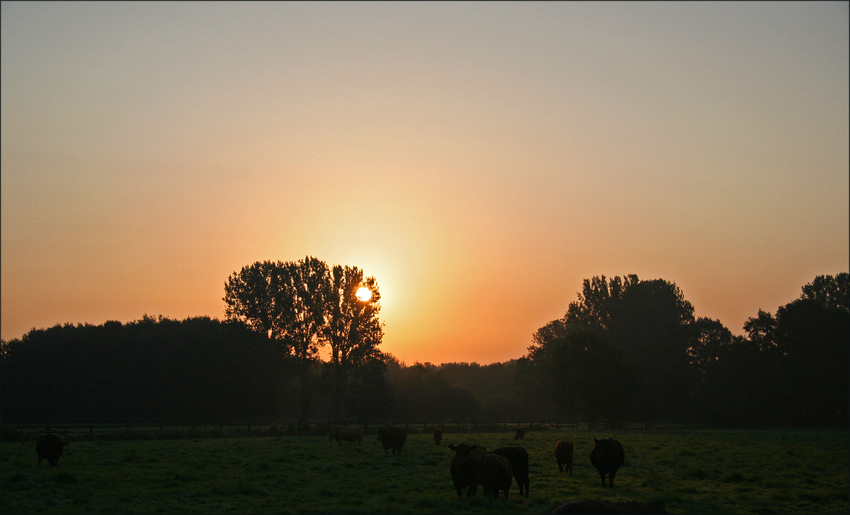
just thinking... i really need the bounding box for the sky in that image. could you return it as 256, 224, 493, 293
2, 2, 848, 365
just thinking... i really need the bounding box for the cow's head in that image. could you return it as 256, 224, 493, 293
448, 443, 479, 457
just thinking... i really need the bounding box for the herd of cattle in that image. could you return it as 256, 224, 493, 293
35, 426, 666, 513
327, 424, 632, 500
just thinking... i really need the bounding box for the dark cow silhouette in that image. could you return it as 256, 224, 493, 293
36, 434, 68, 467
376, 426, 407, 455
448, 443, 487, 496
514, 426, 526, 440
546, 499, 668, 514
590, 437, 625, 487
433, 428, 443, 445
328, 426, 363, 445
554, 439, 574, 475
448, 443, 512, 498
477, 453, 512, 498
491, 446, 530, 497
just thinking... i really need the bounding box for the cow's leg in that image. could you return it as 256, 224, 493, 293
454, 480, 463, 497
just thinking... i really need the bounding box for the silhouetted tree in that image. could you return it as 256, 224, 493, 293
564, 275, 639, 328
516, 319, 575, 419
605, 278, 695, 423
687, 317, 738, 423
801, 273, 849, 310
766, 273, 848, 425
522, 275, 710, 425
556, 276, 696, 423
224, 257, 330, 421
520, 319, 636, 427
224, 257, 386, 422
743, 309, 778, 352
322, 265, 384, 422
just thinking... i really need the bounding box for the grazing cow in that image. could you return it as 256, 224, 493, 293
491, 446, 530, 497
447, 443, 487, 497
546, 500, 668, 514
514, 426, 526, 440
433, 428, 443, 445
589, 437, 625, 487
554, 439, 574, 475
328, 426, 363, 445
36, 434, 68, 467
376, 426, 407, 455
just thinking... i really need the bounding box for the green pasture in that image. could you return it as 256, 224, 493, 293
2, 428, 847, 514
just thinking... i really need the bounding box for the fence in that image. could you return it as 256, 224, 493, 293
1, 420, 690, 443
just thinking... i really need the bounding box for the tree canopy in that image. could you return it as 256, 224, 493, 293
223, 257, 385, 422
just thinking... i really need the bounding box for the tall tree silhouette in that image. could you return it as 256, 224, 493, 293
322, 265, 384, 422
744, 273, 849, 425
606, 278, 695, 423
525, 275, 697, 424
224, 257, 329, 421
224, 257, 385, 422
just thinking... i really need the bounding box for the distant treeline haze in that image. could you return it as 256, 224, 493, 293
2, 266, 847, 427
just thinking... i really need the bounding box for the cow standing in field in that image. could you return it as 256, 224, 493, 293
589, 437, 625, 487
448, 443, 512, 498
448, 443, 487, 496
433, 428, 443, 445
490, 446, 530, 497
514, 426, 525, 440
377, 426, 407, 455
477, 452, 512, 498
36, 434, 68, 467
328, 426, 363, 445
554, 439, 574, 475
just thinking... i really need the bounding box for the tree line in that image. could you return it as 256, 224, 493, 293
516, 273, 848, 427
1, 258, 846, 428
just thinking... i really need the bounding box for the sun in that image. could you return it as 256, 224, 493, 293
355, 286, 372, 302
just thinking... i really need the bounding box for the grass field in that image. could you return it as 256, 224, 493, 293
2, 428, 847, 513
